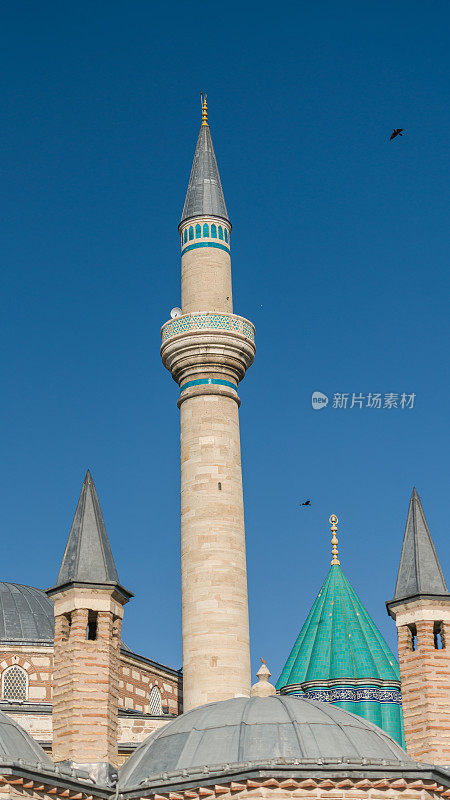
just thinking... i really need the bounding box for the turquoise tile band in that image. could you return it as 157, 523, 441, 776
180, 378, 237, 392
181, 241, 230, 256
161, 312, 255, 343
300, 686, 402, 705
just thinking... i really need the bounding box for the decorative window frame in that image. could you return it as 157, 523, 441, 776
2, 664, 29, 701
148, 684, 162, 715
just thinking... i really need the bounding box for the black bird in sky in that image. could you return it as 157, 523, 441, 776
301, 499, 311, 506
390, 128, 404, 140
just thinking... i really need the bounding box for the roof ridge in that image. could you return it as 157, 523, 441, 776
338, 569, 384, 680
276, 569, 334, 688
303, 571, 335, 681
329, 566, 359, 680
340, 570, 399, 680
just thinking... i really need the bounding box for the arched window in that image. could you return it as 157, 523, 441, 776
434, 621, 446, 649
408, 623, 417, 651
2, 666, 28, 701
189, 226, 194, 241
218, 226, 224, 240
224, 229, 229, 243
183, 229, 188, 243
203, 223, 209, 237
195, 223, 201, 239
210, 224, 217, 238
149, 685, 162, 715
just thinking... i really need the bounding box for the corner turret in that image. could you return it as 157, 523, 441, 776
47, 471, 132, 783
386, 489, 450, 764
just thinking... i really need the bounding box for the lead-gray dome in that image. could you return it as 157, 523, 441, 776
0, 583, 54, 644
119, 695, 412, 789
0, 706, 53, 766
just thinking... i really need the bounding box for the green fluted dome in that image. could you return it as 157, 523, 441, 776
276, 564, 404, 746
277, 565, 399, 685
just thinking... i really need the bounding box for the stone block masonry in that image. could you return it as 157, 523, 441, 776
180, 393, 251, 709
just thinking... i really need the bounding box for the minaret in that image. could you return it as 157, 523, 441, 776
386, 489, 450, 764
47, 471, 132, 783
161, 97, 255, 711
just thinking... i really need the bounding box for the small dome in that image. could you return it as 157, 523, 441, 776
0, 707, 53, 766
119, 695, 412, 789
0, 583, 54, 644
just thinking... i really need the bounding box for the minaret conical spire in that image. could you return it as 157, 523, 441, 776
52, 469, 126, 589
180, 97, 229, 225
391, 488, 448, 603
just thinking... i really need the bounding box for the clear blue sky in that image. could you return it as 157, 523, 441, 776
1, 0, 449, 679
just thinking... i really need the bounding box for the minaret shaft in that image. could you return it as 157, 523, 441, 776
162, 109, 254, 711
181, 229, 233, 314
180, 394, 250, 709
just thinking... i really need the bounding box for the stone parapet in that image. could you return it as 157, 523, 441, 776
161, 313, 254, 343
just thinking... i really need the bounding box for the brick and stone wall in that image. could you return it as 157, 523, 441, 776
394, 598, 450, 764
119, 656, 181, 715
52, 598, 123, 766
0, 641, 181, 759
0, 647, 180, 715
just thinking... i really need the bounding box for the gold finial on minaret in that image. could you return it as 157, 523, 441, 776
201, 91, 208, 125
330, 514, 340, 565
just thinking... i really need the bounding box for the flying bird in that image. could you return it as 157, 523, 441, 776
390, 129, 404, 140
301, 499, 311, 506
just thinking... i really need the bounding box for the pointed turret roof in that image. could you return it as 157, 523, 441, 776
276, 563, 400, 690
48, 471, 132, 599
390, 488, 448, 605
180, 97, 229, 226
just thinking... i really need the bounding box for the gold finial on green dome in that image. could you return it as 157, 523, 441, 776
201, 91, 208, 126
330, 514, 340, 565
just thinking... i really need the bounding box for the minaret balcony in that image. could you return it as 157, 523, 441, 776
160, 312, 255, 399
161, 312, 254, 343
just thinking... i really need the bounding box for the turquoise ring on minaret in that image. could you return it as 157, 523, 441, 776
180, 217, 231, 257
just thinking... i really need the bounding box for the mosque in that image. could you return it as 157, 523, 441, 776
0, 98, 449, 800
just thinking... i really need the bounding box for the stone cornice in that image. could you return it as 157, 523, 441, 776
0, 763, 110, 799
118, 762, 450, 799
